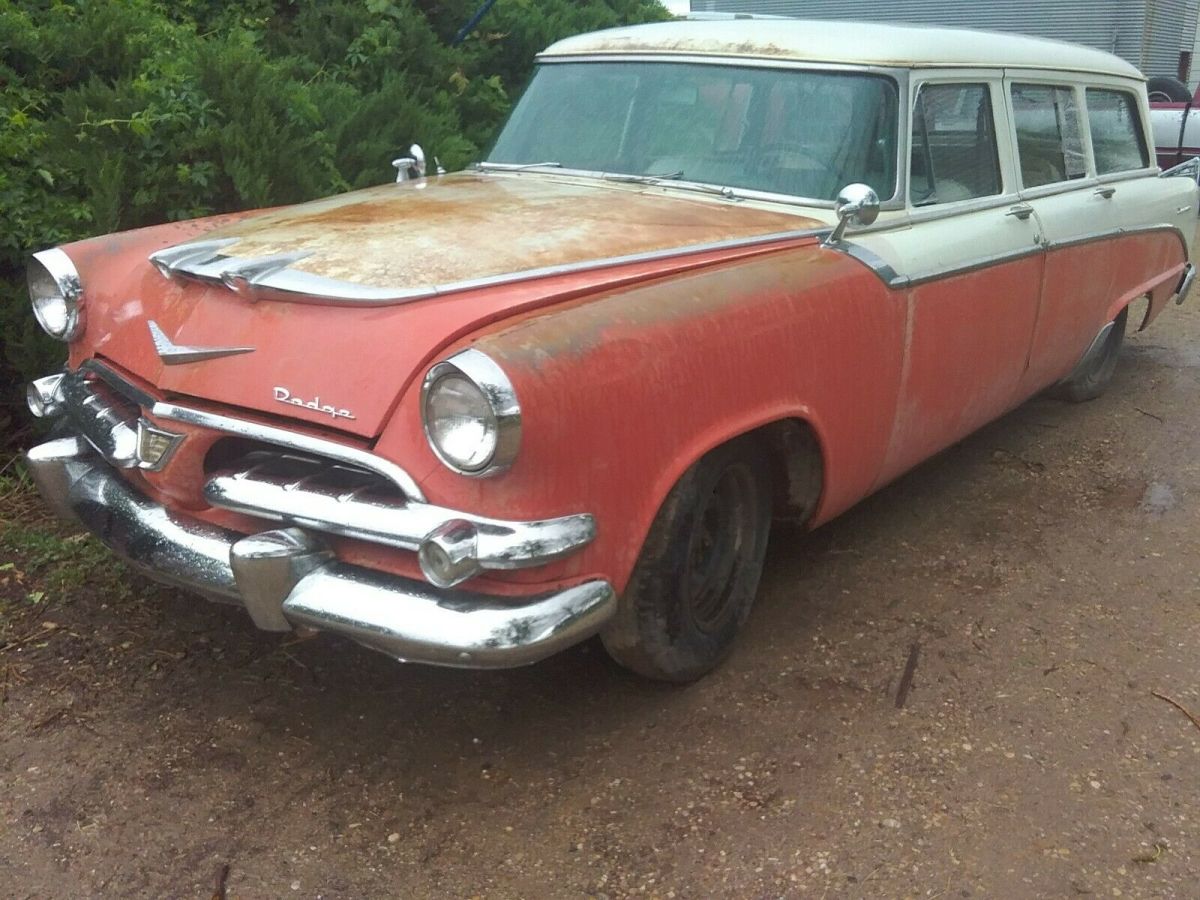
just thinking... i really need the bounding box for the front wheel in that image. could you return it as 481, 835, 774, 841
1053, 307, 1128, 403
601, 437, 773, 682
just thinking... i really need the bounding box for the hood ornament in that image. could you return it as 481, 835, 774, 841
148, 320, 255, 365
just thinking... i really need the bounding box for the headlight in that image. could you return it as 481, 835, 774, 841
27, 248, 84, 341
422, 348, 521, 476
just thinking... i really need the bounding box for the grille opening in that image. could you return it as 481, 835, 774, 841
204, 438, 406, 504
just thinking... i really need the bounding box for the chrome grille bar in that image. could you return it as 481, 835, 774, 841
203, 452, 597, 571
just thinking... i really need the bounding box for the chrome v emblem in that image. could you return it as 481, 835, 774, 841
148, 320, 255, 366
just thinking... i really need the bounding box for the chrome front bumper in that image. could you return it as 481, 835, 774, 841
24, 436, 616, 668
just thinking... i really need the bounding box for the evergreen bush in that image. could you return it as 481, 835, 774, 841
0, 0, 668, 447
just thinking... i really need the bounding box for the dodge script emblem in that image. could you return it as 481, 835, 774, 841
273, 387, 357, 421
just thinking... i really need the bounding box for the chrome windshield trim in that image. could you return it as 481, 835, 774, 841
477, 163, 841, 208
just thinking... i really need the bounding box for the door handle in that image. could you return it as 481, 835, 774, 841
1006, 204, 1034, 220
1094, 186, 1116, 199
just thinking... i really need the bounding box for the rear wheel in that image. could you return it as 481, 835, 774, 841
601, 437, 773, 682
1053, 307, 1128, 403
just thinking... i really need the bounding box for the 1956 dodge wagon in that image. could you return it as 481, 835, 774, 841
23, 20, 1199, 681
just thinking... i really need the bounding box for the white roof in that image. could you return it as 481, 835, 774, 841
541, 19, 1144, 80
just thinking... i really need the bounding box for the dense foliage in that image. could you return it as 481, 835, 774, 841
0, 0, 669, 447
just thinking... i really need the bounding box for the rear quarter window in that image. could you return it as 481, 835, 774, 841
1086, 88, 1150, 174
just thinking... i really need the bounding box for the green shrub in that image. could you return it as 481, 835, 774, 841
0, 0, 670, 449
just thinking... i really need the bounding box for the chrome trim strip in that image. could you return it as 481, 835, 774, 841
149, 225, 827, 306
203, 459, 596, 570
830, 241, 901, 285
148, 320, 255, 365
23, 440, 615, 669
73, 362, 428, 501
832, 223, 1189, 289
154, 402, 427, 501
148, 238, 237, 277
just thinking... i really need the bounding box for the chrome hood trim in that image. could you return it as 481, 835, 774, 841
145, 173, 825, 306
148, 225, 822, 307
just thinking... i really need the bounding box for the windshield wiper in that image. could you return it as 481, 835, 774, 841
662, 180, 740, 201
600, 171, 684, 184
477, 161, 563, 172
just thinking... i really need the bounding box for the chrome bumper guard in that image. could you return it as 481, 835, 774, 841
23, 436, 616, 668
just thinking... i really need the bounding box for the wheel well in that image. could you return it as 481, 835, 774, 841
742, 418, 824, 526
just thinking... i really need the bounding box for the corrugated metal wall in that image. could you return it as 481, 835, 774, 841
692, 0, 1200, 78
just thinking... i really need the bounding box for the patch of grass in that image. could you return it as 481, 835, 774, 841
0, 462, 137, 634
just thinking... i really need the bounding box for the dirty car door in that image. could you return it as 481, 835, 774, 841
863, 76, 1045, 484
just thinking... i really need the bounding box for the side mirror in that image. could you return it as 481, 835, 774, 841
393, 144, 447, 183
823, 183, 880, 246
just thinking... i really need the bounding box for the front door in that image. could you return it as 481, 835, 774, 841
860, 76, 1045, 485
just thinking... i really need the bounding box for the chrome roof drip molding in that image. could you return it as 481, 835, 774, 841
148, 320, 255, 365
145, 227, 827, 307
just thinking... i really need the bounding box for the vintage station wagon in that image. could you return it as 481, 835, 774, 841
23, 20, 1198, 681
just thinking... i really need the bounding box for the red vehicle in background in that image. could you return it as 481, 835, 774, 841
1149, 75, 1200, 174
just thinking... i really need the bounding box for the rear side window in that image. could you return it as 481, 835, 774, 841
1011, 84, 1088, 187
910, 83, 1002, 206
1086, 89, 1150, 174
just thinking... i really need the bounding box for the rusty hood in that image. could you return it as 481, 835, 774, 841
66, 172, 822, 438
188, 172, 820, 294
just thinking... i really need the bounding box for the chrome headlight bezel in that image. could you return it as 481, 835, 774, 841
421, 348, 521, 477
27, 248, 84, 341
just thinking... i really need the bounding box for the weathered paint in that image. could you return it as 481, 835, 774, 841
59, 199, 1190, 598
541, 20, 1145, 79
62, 180, 822, 439
372, 246, 908, 594
198, 173, 820, 290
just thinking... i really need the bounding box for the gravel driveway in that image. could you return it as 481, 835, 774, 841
3, 261, 1199, 899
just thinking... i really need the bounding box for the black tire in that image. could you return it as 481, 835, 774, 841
1053, 308, 1128, 403
1147, 76, 1192, 103
601, 437, 773, 682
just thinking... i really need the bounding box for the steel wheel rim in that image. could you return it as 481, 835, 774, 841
685, 463, 755, 634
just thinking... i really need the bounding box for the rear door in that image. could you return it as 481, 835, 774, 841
1004, 75, 1120, 392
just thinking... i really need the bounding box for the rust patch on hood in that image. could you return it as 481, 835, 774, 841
200, 173, 821, 291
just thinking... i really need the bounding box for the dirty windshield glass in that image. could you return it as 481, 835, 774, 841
487, 62, 899, 202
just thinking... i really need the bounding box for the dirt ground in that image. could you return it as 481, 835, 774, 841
3, 270, 1200, 899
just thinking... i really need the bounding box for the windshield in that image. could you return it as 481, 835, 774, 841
487, 61, 899, 202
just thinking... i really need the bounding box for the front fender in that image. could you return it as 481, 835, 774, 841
375, 244, 906, 593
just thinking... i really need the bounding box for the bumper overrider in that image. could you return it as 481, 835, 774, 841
24, 365, 615, 668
